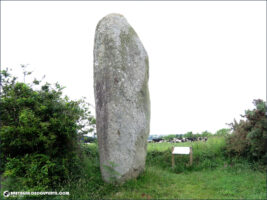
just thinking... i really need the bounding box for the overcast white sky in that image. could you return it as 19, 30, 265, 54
1, 1, 266, 135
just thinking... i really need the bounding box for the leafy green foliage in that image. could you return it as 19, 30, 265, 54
226, 99, 267, 163
184, 131, 194, 138
215, 128, 230, 137
162, 134, 176, 140
200, 130, 213, 137
82, 136, 97, 143
0, 67, 96, 190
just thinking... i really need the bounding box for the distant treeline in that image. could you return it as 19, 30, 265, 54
148, 129, 230, 141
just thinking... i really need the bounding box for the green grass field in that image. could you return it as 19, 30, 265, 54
1, 136, 266, 199
62, 137, 266, 199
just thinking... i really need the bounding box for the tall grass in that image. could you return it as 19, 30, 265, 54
147, 136, 227, 172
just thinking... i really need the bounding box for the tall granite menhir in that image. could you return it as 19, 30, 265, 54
93, 14, 150, 183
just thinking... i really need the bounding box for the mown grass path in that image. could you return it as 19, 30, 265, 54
108, 165, 265, 199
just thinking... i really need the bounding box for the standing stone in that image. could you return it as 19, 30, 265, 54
93, 13, 150, 183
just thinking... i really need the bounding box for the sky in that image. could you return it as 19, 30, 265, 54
1, 1, 266, 135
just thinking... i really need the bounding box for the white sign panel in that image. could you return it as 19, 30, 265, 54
172, 147, 190, 155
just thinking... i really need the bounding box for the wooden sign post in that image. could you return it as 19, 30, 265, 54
172, 147, 175, 168
189, 146, 193, 166
172, 146, 193, 168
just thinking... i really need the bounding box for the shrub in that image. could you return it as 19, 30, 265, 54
0, 67, 96, 190
226, 99, 267, 163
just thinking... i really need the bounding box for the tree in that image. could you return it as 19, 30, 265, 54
226, 99, 267, 163
215, 128, 230, 137
0, 67, 96, 190
201, 130, 212, 137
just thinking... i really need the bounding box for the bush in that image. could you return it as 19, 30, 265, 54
226, 99, 267, 163
0, 67, 96, 190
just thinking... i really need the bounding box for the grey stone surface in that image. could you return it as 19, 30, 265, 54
93, 13, 150, 183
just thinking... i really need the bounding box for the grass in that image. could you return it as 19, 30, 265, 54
107, 166, 266, 199
1, 137, 266, 199
105, 137, 266, 199
146, 137, 227, 172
